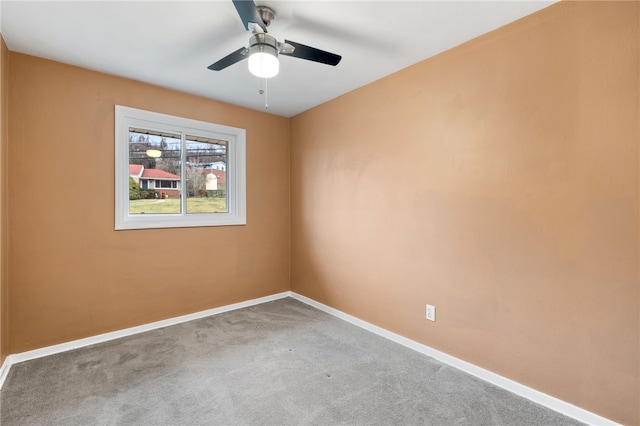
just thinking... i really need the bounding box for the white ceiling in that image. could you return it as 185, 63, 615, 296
1, 1, 556, 117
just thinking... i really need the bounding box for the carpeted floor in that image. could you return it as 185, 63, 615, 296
1, 298, 583, 425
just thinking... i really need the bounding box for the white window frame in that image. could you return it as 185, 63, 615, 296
115, 105, 246, 230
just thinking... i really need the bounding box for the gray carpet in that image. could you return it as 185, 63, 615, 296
1, 298, 583, 425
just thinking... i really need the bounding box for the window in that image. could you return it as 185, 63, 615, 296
115, 106, 246, 230
155, 180, 178, 189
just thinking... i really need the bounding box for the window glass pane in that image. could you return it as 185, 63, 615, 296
128, 128, 182, 215
185, 136, 228, 214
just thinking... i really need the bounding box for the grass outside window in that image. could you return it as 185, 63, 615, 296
129, 198, 227, 214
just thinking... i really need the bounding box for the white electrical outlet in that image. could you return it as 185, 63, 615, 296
426, 304, 436, 322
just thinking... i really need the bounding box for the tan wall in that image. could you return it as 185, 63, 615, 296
290, 2, 638, 424
8, 53, 290, 353
0, 36, 8, 366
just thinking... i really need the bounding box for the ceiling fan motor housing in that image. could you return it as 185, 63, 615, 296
249, 33, 278, 54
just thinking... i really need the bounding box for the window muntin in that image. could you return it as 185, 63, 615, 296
115, 106, 246, 230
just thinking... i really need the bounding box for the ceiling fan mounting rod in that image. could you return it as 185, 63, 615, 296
257, 6, 276, 27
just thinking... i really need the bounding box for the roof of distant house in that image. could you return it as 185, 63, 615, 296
142, 168, 180, 180
129, 165, 180, 180
129, 164, 143, 176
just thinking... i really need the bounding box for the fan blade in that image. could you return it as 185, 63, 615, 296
281, 40, 341, 66
207, 47, 249, 71
232, 0, 267, 32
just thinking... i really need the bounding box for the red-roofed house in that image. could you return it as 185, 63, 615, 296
129, 164, 181, 198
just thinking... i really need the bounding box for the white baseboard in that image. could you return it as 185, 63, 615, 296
290, 292, 618, 426
0, 291, 290, 389
0, 354, 11, 388
0, 290, 619, 426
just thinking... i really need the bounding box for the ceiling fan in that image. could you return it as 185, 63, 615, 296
207, 0, 342, 79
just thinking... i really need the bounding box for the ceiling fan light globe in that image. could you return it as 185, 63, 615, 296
248, 50, 279, 78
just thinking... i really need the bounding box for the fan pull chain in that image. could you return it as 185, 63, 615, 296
258, 78, 268, 110
264, 78, 269, 110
